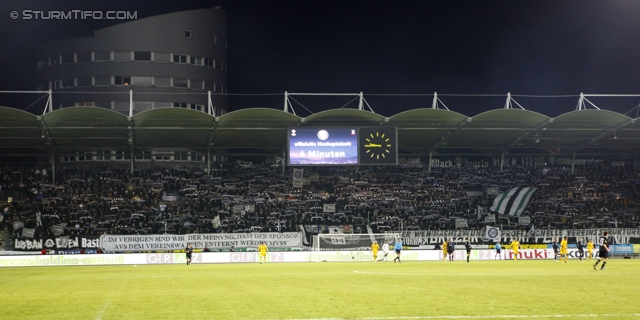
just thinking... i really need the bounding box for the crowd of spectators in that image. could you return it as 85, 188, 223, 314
1, 160, 639, 242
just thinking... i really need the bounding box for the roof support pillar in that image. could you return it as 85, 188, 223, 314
500, 151, 505, 171
282, 150, 286, 175
283, 91, 288, 112
208, 90, 214, 116
129, 90, 133, 117
571, 151, 576, 174
358, 92, 364, 111
427, 151, 433, 176
47, 89, 52, 114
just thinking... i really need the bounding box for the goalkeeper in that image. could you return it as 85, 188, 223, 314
370, 241, 379, 262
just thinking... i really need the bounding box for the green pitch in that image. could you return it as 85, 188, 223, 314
2, 259, 640, 319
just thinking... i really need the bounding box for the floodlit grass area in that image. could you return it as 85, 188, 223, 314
1, 259, 640, 319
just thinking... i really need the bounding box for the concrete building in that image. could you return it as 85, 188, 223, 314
36, 8, 227, 116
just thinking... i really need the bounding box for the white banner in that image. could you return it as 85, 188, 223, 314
162, 195, 178, 201
323, 204, 336, 213
100, 233, 303, 252
484, 226, 501, 241
22, 228, 35, 238
485, 215, 496, 223
455, 219, 468, 229
186, 233, 303, 249
519, 216, 531, 225
293, 169, 303, 188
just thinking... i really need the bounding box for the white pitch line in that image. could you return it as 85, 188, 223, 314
95, 291, 116, 320
276, 314, 640, 320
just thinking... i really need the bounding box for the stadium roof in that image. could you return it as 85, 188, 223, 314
0, 106, 638, 157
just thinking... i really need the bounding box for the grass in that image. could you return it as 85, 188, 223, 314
1, 259, 639, 319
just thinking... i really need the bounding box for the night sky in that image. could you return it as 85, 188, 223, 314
1, 0, 640, 117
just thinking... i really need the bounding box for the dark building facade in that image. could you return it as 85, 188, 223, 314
36, 8, 227, 116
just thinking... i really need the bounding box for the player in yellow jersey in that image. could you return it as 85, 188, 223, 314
371, 241, 379, 262
510, 238, 520, 260
442, 239, 448, 261
587, 239, 594, 260
258, 241, 268, 264
560, 236, 568, 263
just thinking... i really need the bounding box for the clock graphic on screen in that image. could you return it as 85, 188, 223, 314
364, 131, 392, 160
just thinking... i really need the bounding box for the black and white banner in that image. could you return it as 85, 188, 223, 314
392, 228, 639, 246
100, 232, 304, 252
13, 235, 101, 251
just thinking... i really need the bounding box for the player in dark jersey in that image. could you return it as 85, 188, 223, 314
464, 237, 472, 263
447, 238, 455, 261
186, 243, 193, 266
552, 238, 559, 262
593, 232, 610, 271
576, 237, 585, 262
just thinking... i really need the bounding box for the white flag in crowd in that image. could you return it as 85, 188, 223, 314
490, 187, 537, 216
50, 223, 66, 236
13, 220, 24, 230
477, 205, 485, 219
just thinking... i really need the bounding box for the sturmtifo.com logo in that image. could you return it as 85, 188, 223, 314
10, 10, 138, 20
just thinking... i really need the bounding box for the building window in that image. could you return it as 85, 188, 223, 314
190, 56, 202, 66
154, 102, 172, 109
94, 76, 111, 86
131, 76, 152, 86
114, 76, 131, 86
94, 51, 111, 61
134, 101, 153, 111
37, 60, 44, 70
54, 79, 63, 89
77, 52, 92, 62
204, 57, 213, 68
77, 77, 92, 87
113, 101, 129, 112
213, 35, 217, 43
173, 102, 188, 108
204, 81, 214, 91
134, 51, 151, 61
185, 30, 192, 38
135, 151, 151, 160
154, 77, 171, 87
190, 80, 203, 90
173, 54, 188, 63
173, 78, 188, 88
114, 51, 131, 61
154, 52, 170, 62
191, 104, 204, 111
175, 152, 189, 161
75, 102, 95, 107
190, 152, 202, 162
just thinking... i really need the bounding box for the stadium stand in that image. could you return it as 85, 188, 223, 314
1, 161, 639, 244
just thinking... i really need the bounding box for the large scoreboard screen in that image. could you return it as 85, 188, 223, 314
287, 127, 398, 166
288, 127, 358, 165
